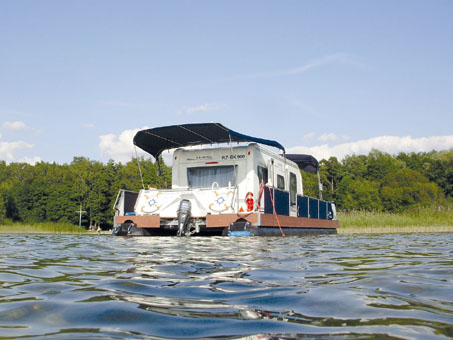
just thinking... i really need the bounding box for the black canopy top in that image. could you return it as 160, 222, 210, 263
134, 123, 285, 159
285, 154, 319, 174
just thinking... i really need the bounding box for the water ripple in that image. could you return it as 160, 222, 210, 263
0, 233, 452, 339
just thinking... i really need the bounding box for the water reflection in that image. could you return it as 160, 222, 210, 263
0, 233, 452, 339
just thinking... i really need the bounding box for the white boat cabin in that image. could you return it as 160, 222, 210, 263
134, 143, 303, 219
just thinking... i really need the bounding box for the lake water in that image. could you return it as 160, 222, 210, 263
0, 233, 452, 339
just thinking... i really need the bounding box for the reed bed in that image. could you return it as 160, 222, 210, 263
1, 206, 452, 235
337, 206, 453, 233
338, 225, 453, 234
0, 222, 88, 234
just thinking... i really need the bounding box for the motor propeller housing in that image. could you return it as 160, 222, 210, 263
177, 199, 192, 236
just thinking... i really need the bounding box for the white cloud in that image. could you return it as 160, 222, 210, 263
187, 104, 214, 113
2, 121, 27, 132
179, 103, 225, 115
0, 122, 40, 163
287, 135, 453, 161
17, 156, 41, 165
0, 141, 34, 163
83, 123, 95, 129
99, 127, 149, 163
318, 133, 338, 143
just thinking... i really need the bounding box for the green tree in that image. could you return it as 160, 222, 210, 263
1, 175, 18, 222
380, 168, 441, 211
0, 192, 5, 224
365, 149, 404, 182
44, 164, 79, 224
337, 175, 382, 211
301, 171, 318, 197
431, 149, 453, 198
320, 156, 344, 201
86, 160, 116, 228
0, 161, 8, 223
342, 154, 368, 179
117, 158, 147, 192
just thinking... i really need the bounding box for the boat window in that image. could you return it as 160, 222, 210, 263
187, 165, 236, 188
277, 174, 285, 190
257, 166, 268, 185
290, 172, 297, 205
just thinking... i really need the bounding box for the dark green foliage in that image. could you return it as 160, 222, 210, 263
380, 168, 440, 211
0, 193, 5, 224
431, 150, 453, 197
301, 172, 319, 198
337, 176, 382, 211
320, 157, 344, 201
365, 149, 404, 181
0, 156, 166, 229
0, 161, 8, 223
300, 148, 451, 211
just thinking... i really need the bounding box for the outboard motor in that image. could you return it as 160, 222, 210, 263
112, 223, 131, 236
112, 224, 125, 236
112, 222, 144, 236
177, 199, 192, 236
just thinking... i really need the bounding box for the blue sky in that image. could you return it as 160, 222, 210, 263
1, 0, 452, 164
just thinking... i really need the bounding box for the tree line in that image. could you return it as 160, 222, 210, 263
0, 149, 451, 228
0, 157, 171, 228
303, 149, 452, 212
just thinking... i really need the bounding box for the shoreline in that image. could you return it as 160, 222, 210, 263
1, 225, 452, 235
0, 224, 91, 235
337, 226, 453, 234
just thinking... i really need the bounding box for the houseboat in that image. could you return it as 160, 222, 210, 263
112, 123, 339, 236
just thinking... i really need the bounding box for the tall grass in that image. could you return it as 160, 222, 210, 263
1, 206, 452, 234
0, 222, 89, 234
338, 205, 453, 233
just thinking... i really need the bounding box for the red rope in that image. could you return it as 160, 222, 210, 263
256, 182, 265, 210
267, 186, 285, 237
